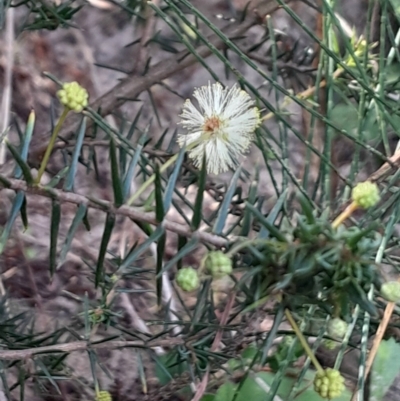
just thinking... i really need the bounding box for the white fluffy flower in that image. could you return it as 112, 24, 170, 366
178, 82, 261, 175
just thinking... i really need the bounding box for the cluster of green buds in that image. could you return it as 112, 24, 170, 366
314, 368, 345, 399
203, 251, 232, 278
175, 267, 200, 292
381, 281, 400, 303
175, 251, 233, 292
351, 181, 380, 209
96, 390, 112, 401
57, 81, 89, 112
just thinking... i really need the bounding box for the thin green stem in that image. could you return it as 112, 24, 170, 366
35, 107, 70, 184
285, 309, 324, 375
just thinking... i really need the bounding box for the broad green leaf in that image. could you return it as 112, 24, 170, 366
370, 338, 400, 401
330, 103, 359, 134
201, 395, 215, 401
214, 381, 236, 401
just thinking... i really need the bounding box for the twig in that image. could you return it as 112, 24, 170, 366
29, 0, 283, 164
349, 304, 396, 401
0, 338, 184, 361
365, 303, 395, 376
369, 149, 400, 182
0, 176, 228, 248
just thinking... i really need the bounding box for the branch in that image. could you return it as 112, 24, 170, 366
0, 338, 184, 361
0, 176, 228, 248
29, 0, 283, 164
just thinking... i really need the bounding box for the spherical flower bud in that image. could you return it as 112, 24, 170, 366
327, 318, 348, 340
351, 181, 380, 209
96, 390, 112, 401
381, 281, 400, 303
176, 267, 200, 292
57, 81, 89, 112
204, 251, 232, 279
314, 368, 345, 399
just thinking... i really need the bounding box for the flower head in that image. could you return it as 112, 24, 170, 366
203, 251, 232, 279
314, 368, 345, 399
176, 267, 200, 292
57, 81, 89, 113
178, 82, 261, 174
351, 181, 380, 209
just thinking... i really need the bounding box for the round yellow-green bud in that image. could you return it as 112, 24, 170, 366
351, 181, 380, 209
327, 318, 348, 340
96, 390, 112, 401
204, 251, 232, 279
314, 368, 345, 399
381, 281, 400, 303
176, 267, 200, 292
57, 81, 89, 112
